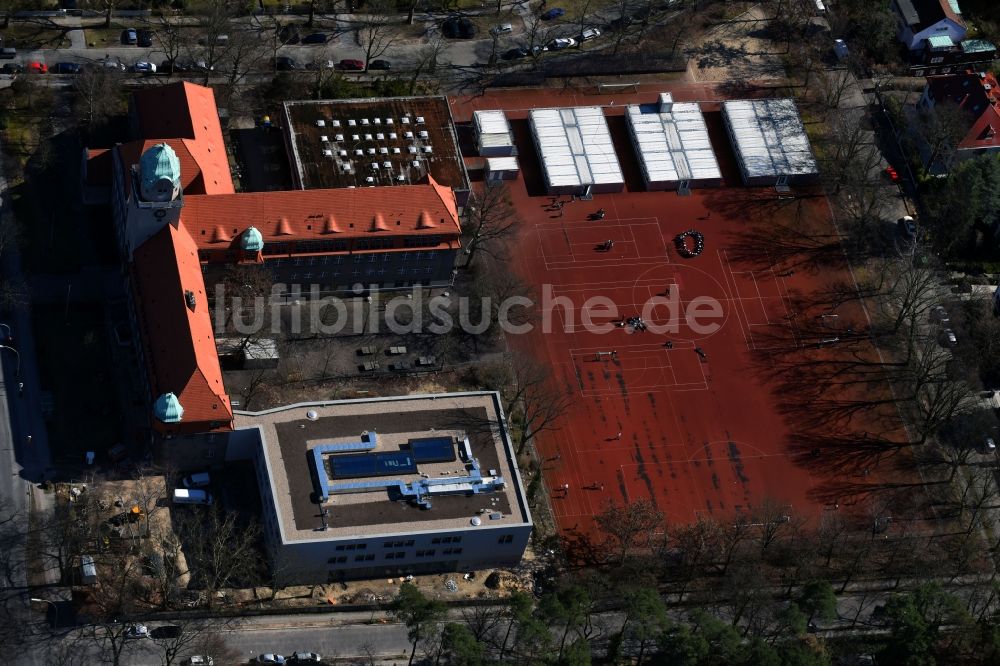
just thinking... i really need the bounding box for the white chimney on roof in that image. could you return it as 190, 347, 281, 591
658, 92, 674, 114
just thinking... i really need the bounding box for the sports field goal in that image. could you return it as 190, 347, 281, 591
595, 81, 639, 94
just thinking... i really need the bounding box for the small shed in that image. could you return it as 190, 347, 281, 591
485, 156, 520, 182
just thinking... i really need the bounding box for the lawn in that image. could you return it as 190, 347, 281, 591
0, 21, 70, 50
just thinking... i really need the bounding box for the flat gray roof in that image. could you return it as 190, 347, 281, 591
234, 393, 531, 542
723, 99, 818, 180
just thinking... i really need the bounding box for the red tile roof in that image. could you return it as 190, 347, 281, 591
181, 175, 462, 250
132, 223, 232, 434
130, 82, 234, 195
925, 70, 1000, 151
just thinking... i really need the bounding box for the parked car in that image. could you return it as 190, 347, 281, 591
102, 58, 126, 71
27, 61, 48, 74
192, 59, 213, 72
305, 59, 336, 70
580, 27, 601, 41
182, 472, 210, 488
159, 59, 189, 74
490, 22, 513, 36
173, 488, 213, 505
279, 24, 301, 44
609, 16, 633, 30
548, 37, 577, 49
53, 62, 80, 74
541, 8, 566, 20
181, 658, 214, 666
897, 215, 916, 239
121, 28, 137, 45
137, 29, 154, 47
0, 47, 16, 60
338, 58, 365, 71
302, 32, 329, 44
369, 59, 391, 70
131, 61, 157, 74
529, 44, 548, 56
502, 47, 529, 60
124, 624, 149, 639
255, 656, 286, 665
941, 328, 958, 348
275, 56, 299, 71
151, 625, 182, 639
442, 16, 477, 38
2, 63, 23, 75
290, 652, 322, 663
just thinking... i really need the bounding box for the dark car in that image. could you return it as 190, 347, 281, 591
53, 62, 81, 74
368, 59, 391, 70
159, 59, 186, 74
609, 16, 633, 31
275, 56, 299, 71
337, 58, 365, 71
2, 63, 23, 75
502, 47, 529, 60
151, 625, 182, 640
121, 28, 137, 45
442, 17, 477, 39
302, 32, 329, 44
279, 24, 301, 44
137, 29, 154, 47
541, 8, 565, 20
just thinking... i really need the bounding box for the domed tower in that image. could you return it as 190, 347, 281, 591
123, 142, 185, 258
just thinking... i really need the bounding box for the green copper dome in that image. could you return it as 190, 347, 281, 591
139, 143, 181, 201
153, 392, 184, 423
241, 226, 264, 252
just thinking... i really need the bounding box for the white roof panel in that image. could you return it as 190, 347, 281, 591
625, 99, 722, 186
722, 98, 818, 179
473, 109, 514, 150
529, 106, 624, 190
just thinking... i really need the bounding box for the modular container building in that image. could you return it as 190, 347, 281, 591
528, 106, 624, 196
722, 98, 818, 187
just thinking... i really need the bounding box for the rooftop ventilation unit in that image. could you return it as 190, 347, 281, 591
383, 160, 392, 168
404, 131, 414, 139
376, 133, 385, 140
418, 130, 429, 139
352, 134, 360, 141
348, 119, 357, 126
335, 134, 344, 141
338, 150, 348, 157
397, 175, 406, 182
416, 116, 425, 123
371, 162, 380, 169
412, 160, 420, 167
319, 135, 329, 142
408, 146, 418, 154
367, 147, 376, 155
184, 290, 196, 309
386, 118, 394, 125
354, 149, 364, 156
379, 147, 389, 154
366, 176, 375, 183
322, 149, 333, 157
364, 133, 373, 140
331, 120, 341, 127
342, 162, 352, 171
374, 117, 382, 124
423, 146, 433, 153
389, 132, 397, 139
361, 118, 370, 125
392, 147, 401, 154
401, 116, 410, 124
315, 119, 326, 127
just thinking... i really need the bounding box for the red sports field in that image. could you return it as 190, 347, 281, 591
453, 85, 908, 538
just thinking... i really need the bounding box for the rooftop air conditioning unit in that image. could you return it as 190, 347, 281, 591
348, 119, 357, 126
401, 116, 410, 124
342, 163, 352, 170
339, 150, 348, 157
352, 134, 360, 141
376, 133, 385, 140
383, 161, 392, 168
374, 117, 382, 124
389, 132, 397, 139
418, 130, 429, 139
364, 133, 373, 140
397, 175, 406, 182
416, 116, 425, 123
322, 149, 333, 156
423, 146, 433, 153
372, 162, 380, 169
412, 160, 420, 167
380, 147, 389, 154
386, 118, 394, 125
320, 135, 329, 142
367, 148, 376, 155
408, 146, 418, 154
361, 118, 370, 125
366, 176, 375, 183
392, 147, 401, 154
332, 120, 341, 127
316, 120, 326, 127
354, 149, 364, 156
335, 134, 344, 141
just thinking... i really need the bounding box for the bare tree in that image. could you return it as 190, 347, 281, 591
914, 99, 971, 176
153, 618, 242, 666
174, 510, 265, 610
151, 16, 190, 74
217, 27, 270, 108
408, 37, 446, 94
462, 180, 521, 268
595, 498, 664, 565
358, 0, 397, 72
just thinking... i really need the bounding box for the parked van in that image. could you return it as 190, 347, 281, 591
182, 472, 211, 488
173, 488, 213, 505
0, 47, 16, 60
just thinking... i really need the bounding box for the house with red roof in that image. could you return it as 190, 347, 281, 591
85, 82, 463, 450
917, 69, 1000, 170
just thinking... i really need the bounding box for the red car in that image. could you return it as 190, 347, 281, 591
338, 59, 365, 71
27, 61, 48, 74
884, 166, 899, 182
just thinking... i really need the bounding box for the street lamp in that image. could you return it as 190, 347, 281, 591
0, 345, 19, 377
28, 597, 59, 626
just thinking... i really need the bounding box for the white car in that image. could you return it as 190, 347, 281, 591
580, 27, 601, 41
182, 658, 214, 666
132, 61, 156, 73
124, 624, 149, 639
256, 655, 286, 665
548, 37, 577, 50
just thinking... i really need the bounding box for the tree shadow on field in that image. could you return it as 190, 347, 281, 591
688, 40, 751, 69
558, 526, 605, 569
